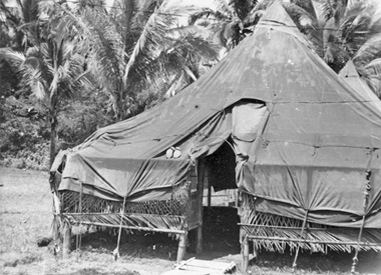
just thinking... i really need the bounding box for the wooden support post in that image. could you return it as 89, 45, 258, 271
252, 240, 258, 260
114, 196, 127, 261
177, 232, 188, 263
76, 182, 83, 251
207, 181, 212, 208
352, 168, 372, 273
196, 159, 205, 254
241, 235, 249, 273
196, 225, 203, 254
62, 221, 72, 259
292, 210, 309, 271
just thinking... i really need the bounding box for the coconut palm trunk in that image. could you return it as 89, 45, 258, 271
49, 104, 58, 167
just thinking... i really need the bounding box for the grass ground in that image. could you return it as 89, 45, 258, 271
1, 167, 380, 275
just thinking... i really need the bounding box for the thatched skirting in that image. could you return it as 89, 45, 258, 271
240, 193, 381, 253
58, 183, 191, 234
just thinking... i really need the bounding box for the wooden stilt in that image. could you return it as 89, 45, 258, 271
76, 182, 83, 251
177, 232, 188, 263
196, 226, 203, 254
62, 222, 71, 259
114, 196, 127, 261
207, 181, 211, 208
241, 235, 249, 272
252, 240, 258, 260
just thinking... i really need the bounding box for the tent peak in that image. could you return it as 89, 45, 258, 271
257, 0, 298, 30
339, 60, 360, 78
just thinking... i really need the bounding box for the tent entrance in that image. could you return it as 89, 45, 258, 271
203, 137, 238, 207
195, 138, 241, 252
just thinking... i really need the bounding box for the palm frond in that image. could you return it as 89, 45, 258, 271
315, 0, 334, 21
210, 0, 238, 18
365, 58, 381, 76
20, 61, 47, 100
353, 33, 381, 62
82, 8, 125, 86
123, 3, 163, 85
189, 8, 230, 26
21, 0, 39, 24
0, 48, 25, 64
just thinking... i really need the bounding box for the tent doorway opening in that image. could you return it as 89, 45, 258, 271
199, 137, 240, 253
204, 137, 238, 207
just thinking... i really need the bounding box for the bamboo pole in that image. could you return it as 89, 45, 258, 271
239, 223, 326, 230
245, 236, 381, 247
73, 221, 185, 234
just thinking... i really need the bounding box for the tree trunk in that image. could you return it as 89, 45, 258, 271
114, 93, 124, 122
49, 107, 57, 169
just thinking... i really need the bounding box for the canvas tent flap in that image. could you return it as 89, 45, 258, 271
60, 153, 192, 202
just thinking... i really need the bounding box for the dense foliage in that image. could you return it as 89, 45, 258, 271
1, 0, 381, 171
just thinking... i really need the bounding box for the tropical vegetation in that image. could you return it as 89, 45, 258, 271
1, 0, 381, 170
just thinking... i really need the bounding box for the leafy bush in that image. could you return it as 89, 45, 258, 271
0, 95, 50, 170
0, 90, 115, 171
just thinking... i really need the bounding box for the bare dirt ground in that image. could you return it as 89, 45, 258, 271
1, 167, 381, 275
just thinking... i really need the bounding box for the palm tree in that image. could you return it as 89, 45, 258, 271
70, 0, 219, 121
0, 4, 92, 167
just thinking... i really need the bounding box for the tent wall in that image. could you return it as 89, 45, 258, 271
56, 164, 204, 263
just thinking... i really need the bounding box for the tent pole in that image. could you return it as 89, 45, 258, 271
196, 159, 205, 254
292, 210, 309, 271
351, 169, 371, 273
114, 195, 127, 261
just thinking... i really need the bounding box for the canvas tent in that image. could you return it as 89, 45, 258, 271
51, 1, 381, 269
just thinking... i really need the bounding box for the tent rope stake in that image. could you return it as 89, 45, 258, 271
351, 168, 372, 274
